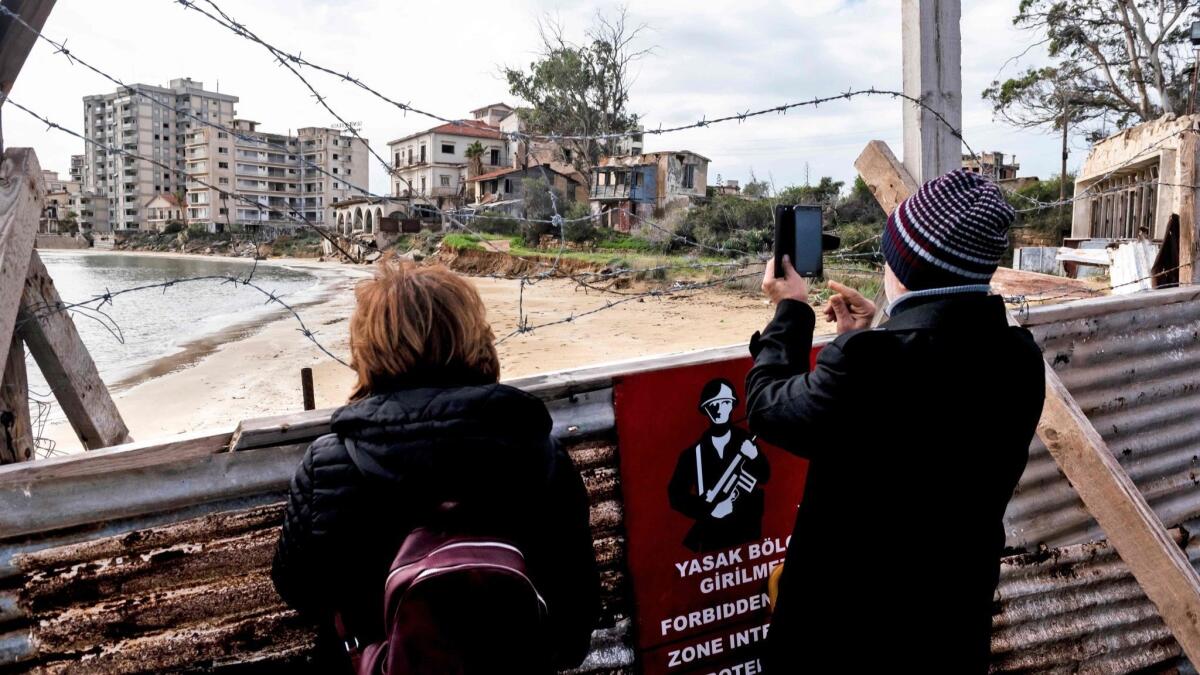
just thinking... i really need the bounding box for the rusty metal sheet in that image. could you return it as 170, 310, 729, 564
2, 286, 1200, 673
1, 439, 630, 674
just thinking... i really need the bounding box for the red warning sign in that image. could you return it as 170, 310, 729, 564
614, 352, 817, 674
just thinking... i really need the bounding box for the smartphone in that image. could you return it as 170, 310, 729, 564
774, 204, 825, 278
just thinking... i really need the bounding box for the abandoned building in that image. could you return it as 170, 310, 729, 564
143, 193, 184, 232
1071, 114, 1199, 242
465, 164, 582, 217
963, 151, 1021, 181
590, 150, 710, 231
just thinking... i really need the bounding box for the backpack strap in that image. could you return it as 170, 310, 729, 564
333, 611, 362, 656
342, 435, 389, 479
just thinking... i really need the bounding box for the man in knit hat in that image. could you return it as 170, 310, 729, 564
746, 169, 1046, 671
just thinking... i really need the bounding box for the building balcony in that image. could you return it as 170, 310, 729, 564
590, 184, 651, 201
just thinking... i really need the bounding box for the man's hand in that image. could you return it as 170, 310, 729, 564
712, 490, 738, 519
762, 256, 808, 305
823, 280, 876, 334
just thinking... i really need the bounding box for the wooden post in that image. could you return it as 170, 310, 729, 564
0, 332, 32, 463
300, 368, 315, 411
856, 140, 1200, 665
901, 0, 963, 184
18, 251, 129, 449
0, 147, 42, 387
1176, 130, 1197, 284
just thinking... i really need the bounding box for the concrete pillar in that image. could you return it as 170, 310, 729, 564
902, 0, 963, 185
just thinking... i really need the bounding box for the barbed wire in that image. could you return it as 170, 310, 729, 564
16, 0, 1200, 364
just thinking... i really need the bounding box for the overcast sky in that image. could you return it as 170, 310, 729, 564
8, 0, 1069, 196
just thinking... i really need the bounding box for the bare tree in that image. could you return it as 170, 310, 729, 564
503, 7, 653, 185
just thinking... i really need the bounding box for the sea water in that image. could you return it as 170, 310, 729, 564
24, 251, 320, 393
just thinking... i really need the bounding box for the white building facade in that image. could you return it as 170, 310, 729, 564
82, 78, 238, 231
183, 120, 369, 232
387, 112, 509, 211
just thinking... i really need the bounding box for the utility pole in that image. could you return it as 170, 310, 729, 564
1060, 104, 1069, 202
901, 0, 962, 184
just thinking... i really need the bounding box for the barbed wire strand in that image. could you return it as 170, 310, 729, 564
14, 0, 1199, 358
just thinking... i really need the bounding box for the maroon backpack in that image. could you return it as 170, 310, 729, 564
334, 527, 552, 674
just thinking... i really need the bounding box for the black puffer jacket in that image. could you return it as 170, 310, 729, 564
272, 382, 599, 670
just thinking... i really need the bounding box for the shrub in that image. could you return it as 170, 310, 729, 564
473, 214, 520, 235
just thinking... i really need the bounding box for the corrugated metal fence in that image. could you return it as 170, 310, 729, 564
2, 287, 1200, 672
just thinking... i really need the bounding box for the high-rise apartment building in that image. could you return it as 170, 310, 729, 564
69, 154, 84, 184
184, 120, 368, 231
82, 78, 238, 230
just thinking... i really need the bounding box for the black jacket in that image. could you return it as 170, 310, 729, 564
746, 294, 1045, 672
272, 382, 599, 670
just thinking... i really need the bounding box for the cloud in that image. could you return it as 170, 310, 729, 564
7, 0, 1064, 198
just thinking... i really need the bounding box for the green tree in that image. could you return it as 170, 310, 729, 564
833, 176, 886, 226
504, 8, 650, 185
989, 0, 1195, 132
464, 141, 486, 179
742, 177, 772, 199
776, 177, 844, 209
59, 211, 79, 235
520, 177, 565, 246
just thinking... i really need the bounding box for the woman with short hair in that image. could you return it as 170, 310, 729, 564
272, 262, 599, 673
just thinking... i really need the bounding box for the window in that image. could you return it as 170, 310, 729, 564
217, 147, 228, 154
219, 208, 227, 215
394, 153, 400, 166
218, 132, 227, 139
219, 177, 229, 184
332, 168, 339, 174
683, 164, 696, 189
421, 177, 426, 192
420, 145, 426, 163
345, 169, 351, 175
218, 162, 229, 169
333, 153, 339, 160
490, 148, 500, 165
440, 175, 450, 187
503, 178, 512, 193
441, 143, 454, 155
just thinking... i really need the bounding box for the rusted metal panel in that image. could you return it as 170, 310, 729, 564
3, 286, 1200, 672
991, 531, 1197, 674
1, 438, 630, 673
1007, 286, 1200, 550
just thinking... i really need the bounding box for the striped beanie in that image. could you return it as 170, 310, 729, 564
882, 169, 1014, 290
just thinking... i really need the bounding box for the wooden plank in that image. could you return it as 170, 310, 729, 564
0, 332, 31, 463
854, 140, 919, 216
857, 139, 1200, 665
0, 428, 231, 486
0, 1, 56, 99
0, 147, 43, 386
1177, 131, 1197, 284
228, 406, 336, 452
18, 250, 130, 449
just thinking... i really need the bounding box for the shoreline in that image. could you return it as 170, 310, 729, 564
38, 254, 791, 456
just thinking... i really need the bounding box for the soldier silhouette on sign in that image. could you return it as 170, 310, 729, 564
668, 379, 771, 552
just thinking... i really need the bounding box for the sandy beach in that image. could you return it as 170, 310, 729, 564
38, 252, 827, 454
